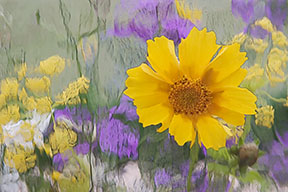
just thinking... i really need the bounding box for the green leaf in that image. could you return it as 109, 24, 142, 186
207, 162, 230, 175
239, 170, 267, 188
86, 82, 99, 114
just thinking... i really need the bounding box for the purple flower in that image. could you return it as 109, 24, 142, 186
109, 95, 138, 121
265, 0, 288, 29
53, 106, 94, 133
231, 0, 258, 23
246, 25, 269, 39
74, 142, 90, 155
111, 0, 195, 44
154, 168, 171, 188
53, 153, 69, 172
98, 116, 139, 159
258, 139, 288, 187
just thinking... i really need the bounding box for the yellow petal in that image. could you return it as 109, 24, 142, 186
124, 64, 170, 101
207, 68, 247, 91
197, 115, 227, 150
132, 92, 169, 108
212, 87, 257, 115
208, 104, 245, 126
169, 114, 196, 146
202, 43, 247, 85
179, 27, 221, 79
157, 113, 174, 132
147, 36, 180, 83
137, 102, 173, 127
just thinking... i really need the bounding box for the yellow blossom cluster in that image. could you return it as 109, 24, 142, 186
175, 0, 202, 24
241, 64, 266, 91
266, 48, 288, 84
49, 122, 77, 155
255, 105, 274, 128
38, 55, 65, 77
56, 76, 90, 106
4, 146, 36, 173
16, 63, 27, 81
231, 17, 288, 86
25, 76, 51, 94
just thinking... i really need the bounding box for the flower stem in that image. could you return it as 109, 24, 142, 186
187, 138, 199, 191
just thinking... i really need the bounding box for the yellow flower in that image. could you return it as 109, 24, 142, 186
0, 94, 6, 109
56, 76, 90, 106
245, 38, 268, 53
124, 28, 257, 150
0, 105, 20, 125
18, 88, 37, 111
35, 97, 52, 113
241, 64, 266, 91
16, 63, 27, 81
266, 47, 288, 84
38, 55, 65, 76
231, 32, 247, 45
5, 146, 36, 173
272, 31, 288, 47
49, 124, 77, 154
25, 76, 51, 94
254, 17, 275, 32
175, 0, 202, 23
255, 105, 274, 128
1, 78, 19, 100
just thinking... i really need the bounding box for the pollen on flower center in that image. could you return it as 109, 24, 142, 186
168, 76, 212, 115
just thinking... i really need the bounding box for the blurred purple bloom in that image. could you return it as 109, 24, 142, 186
53, 106, 94, 133
232, 0, 287, 30
154, 168, 172, 187
111, 0, 195, 44
98, 117, 139, 159
231, 0, 257, 23
246, 25, 269, 39
53, 153, 69, 172
265, 0, 288, 29
109, 95, 138, 121
74, 142, 90, 155
173, 161, 208, 191
258, 139, 288, 187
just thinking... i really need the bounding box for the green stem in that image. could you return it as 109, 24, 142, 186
187, 137, 200, 191
259, 91, 286, 103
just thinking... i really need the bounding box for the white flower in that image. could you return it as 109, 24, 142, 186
2, 110, 52, 149
0, 168, 28, 192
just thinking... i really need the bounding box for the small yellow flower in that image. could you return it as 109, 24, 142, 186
18, 88, 37, 111
254, 17, 275, 32
272, 31, 288, 47
38, 55, 65, 76
49, 125, 77, 154
1, 78, 19, 100
125, 28, 257, 150
266, 47, 288, 84
245, 38, 268, 53
35, 97, 52, 113
56, 76, 90, 106
25, 76, 51, 94
0, 94, 6, 109
255, 105, 274, 128
52, 171, 61, 181
175, 0, 202, 23
231, 32, 247, 45
5, 146, 36, 173
245, 64, 264, 80
0, 105, 20, 125
16, 63, 27, 81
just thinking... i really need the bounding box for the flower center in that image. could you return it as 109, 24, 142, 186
168, 76, 212, 115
